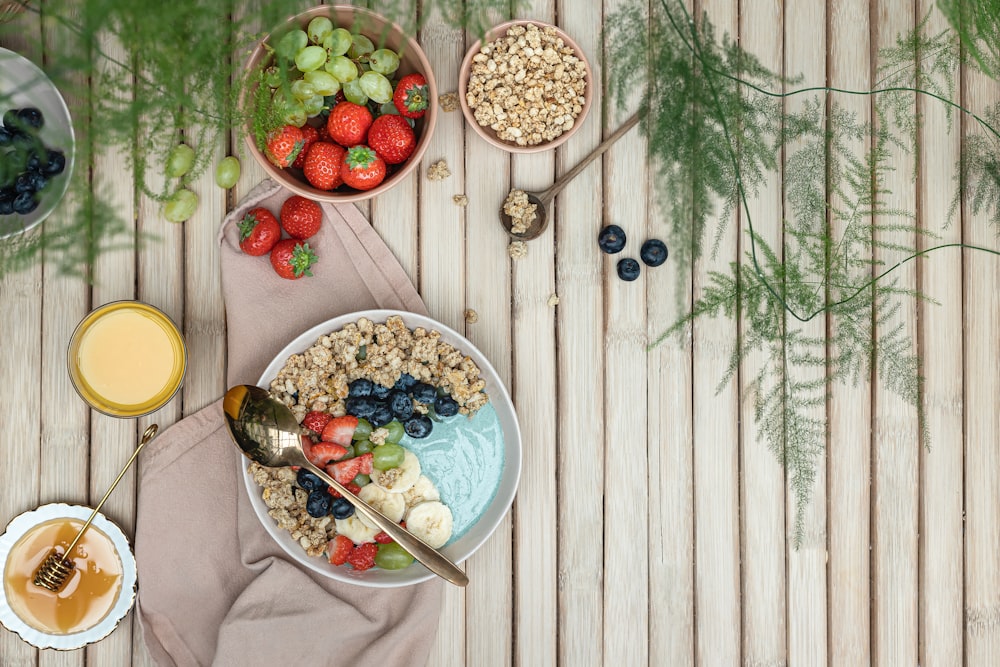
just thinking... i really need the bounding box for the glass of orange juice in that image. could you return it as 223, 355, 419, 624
67, 301, 186, 417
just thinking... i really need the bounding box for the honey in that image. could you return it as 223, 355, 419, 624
3, 518, 123, 635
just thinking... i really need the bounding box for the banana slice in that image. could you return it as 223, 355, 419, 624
357, 483, 406, 530
371, 449, 421, 494
405, 501, 453, 549
403, 474, 441, 508
335, 514, 379, 544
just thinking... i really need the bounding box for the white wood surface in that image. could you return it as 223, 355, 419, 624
3, 1, 1000, 665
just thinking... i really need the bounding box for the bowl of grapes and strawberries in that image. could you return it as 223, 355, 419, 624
243, 6, 437, 203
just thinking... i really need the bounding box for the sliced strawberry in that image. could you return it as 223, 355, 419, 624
305, 441, 349, 467
321, 415, 358, 446
328, 457, 361, 485
373, 531, 394, 544
302, 410, 332, 434
328, 534, 354, 565
355, 451, 373, 475
326, 481, 361, 498
347, 542, 378, 571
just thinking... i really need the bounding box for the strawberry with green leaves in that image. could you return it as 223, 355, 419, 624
367, 114, 416, 165
237, 207, 281, 256
341, 145, 386, 191
264, 124, 305, 168
326, 102, 372, 147
269, 239, 317, 279
303, 141, 345, 190
392, 73, 428, 119
279, 195, 322, 240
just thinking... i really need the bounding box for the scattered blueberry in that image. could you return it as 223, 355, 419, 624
12, 191, 38, 215
16, 107, 43, 130
617, 257, 641, 281
389, 390, 414, 420
43, 149, 65, 175
404, 414, 433, 439
296, 468, 326, 492
412, 382, 437, 404
370, 402, 394, 427
598, 224, 627, 253
305, 489, 333, 518
372, 383, 392, 400
345, 395, 376, 419
640, 239, 668, 266
434, 395, 459, 417
331, 496, 355, 519
394, 372, 418, 392
348, 378, 374, 397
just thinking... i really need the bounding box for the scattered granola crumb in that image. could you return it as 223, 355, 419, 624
439, 92, 459, 112
508, 240, 528, 259
464, 308, 479, 323
427, 160, 451, 181
502, 189, 537, 235
453, 194, 469, 207
547, 293, 560, 307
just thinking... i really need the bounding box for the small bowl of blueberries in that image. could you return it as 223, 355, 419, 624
0, 47, 74, 239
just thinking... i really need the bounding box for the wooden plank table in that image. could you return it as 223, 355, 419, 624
2, 1, 998, 665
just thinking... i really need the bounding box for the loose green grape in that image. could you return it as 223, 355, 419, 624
352, 473, 371, 487
353, 418, 373, 440
290, 79, 317, 101
372, 443, 405, 470
323, 27, 352, 57
275, 29, 308, 60
348, 34, 375, 60
384, 420, 404, 444
295, 45, 327, 73
303, 70, 340, 96
165, 143, 196, 178
324, 55, 357, 82
303, 94, 325, 117
341, 444, 356, 459
369, 48, 400, 75
307, 16, 333, 45
214, 156, 241, 189
342, 79, 368, 105
359, 71, 393, 104
354, 439, 373, 455
163, 188, 198, 223
375, 543, 414, 570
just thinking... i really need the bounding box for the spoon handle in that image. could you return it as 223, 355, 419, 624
302, 460, 469, 587
538, 112, 640, 204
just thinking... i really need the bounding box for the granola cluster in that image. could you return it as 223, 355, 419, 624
502, 188, 537, 235
465, 23, 587, 146
251, 463, 332, 556
427, 160, 451, 181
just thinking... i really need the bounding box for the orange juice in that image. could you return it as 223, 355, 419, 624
68, 301, 186, 416
3, 518, 123, 635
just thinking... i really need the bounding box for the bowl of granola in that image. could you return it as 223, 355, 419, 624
241, 310, 520, 587
458, 20, 591, 153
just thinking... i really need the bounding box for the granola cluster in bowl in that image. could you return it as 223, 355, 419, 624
241, 310, 521, 588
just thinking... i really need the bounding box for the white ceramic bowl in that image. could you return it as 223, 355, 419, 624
0, 47, 75, 238
0, 503, 137, 650
240, 309, 521, 587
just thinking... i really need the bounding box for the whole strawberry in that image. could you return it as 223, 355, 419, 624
237, 208, 281, 256
280, 195, 323, 240
393, 73, 428, 119
270, 239, 318, 280
291, 124, 320, 169
264, 124, 305, 168
326, 102, 373, 147
303, 141, 345, 190
367, 114, 416, 165
341, 145, 387, 191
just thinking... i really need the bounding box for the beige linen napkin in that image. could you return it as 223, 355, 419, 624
134, 179, 441, 667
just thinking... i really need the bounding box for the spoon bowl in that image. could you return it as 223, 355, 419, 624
222, 384, 469, 587
499, 191, 549, 241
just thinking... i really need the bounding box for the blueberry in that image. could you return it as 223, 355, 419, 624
598, 224, 626, 253
296, 468, 325, 492
14, 172, 34, 194
370, 402, 394, 427
2, 109, 19, 130
411, 382, 437, 404
12, 191, 37, 214
434, 395, 459, 418
27, 171, 47, 193
345, 395, 376, 419
372, 383, 392, 400
640, 239, 668, 266
11, 132, 35, 150
617, 257, 641, 281
331, 496, 355, 519
389, 390, 414, 420
43, 149, 65, 175
26, 151, 41, 172
0, 197, 13, 215
16, 107, 43, 130
305, 489, 333, 518
394, 372, 418, 392
348, 378, 374, 397
0, 127, 12, 146
404, 414, 433, 439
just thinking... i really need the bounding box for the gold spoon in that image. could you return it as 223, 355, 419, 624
34, 424, 158, 592
500, 112, 640, 241
222, 384, 469, 588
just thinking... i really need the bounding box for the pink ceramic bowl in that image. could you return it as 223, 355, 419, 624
243, 6, 437, 203
458, 19, 592, 154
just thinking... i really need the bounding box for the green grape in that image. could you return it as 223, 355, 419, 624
323, 27, 352, 57
359, 71, 393, 104
369, 49, 400, 76
342, 79, 368, 105
306, 16, 333, 45
372, 443, 405, 470
295, 45, 327, 73
165, 143, 196, 178
290, 79, 317, 101
348, 34, 375, 60
375, 543, 414, 570
303, 94, 325, 117
163, 189, 198, 223
214, 156, 241, 189
275, 29, 308, 61
280, 101, 307, 127
341, 444, 356, 459
384, 420, 404, 444
379, 101, 400, 116
352, 473, 371, 487
353, 418, 373, 440
354, 439, 373, 455
324, 55, 357, 83
303, 70, 340, 96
